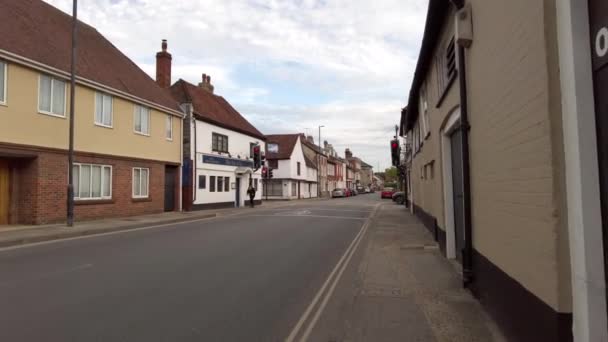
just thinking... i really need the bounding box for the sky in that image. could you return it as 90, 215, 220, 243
45, 0, 426, 171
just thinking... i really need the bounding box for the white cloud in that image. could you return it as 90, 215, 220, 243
44, 0, 426, 171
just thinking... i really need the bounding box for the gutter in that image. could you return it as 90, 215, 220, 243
450, 0, 474, 287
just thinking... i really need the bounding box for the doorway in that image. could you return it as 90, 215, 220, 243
235, 177, 241, 208
164, 165, 177, 212
441, 107, 462, 260
0, 160, 9, 225
450, 129, 465, 263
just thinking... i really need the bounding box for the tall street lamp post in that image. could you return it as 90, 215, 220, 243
67, 0, 78, 227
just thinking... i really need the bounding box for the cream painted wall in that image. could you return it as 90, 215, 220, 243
0, 63, 181, 163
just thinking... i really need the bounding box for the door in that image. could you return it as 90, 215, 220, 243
164, 166, 177, 212
298, 182, 301, 199
235, 177, 241, 207
309, 183, 312, 198
0, 160, 9, 225
450, 129, 465, 263
589, 0, 608, 305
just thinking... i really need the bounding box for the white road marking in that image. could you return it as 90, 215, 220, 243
286, 203, 380, 342
249, 214, 367, 221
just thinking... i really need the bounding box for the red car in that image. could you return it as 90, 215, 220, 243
344, 188, 352, 197
381, 187, 395, 199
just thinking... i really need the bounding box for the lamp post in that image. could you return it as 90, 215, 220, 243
318, 125, 324, 197
67, 0, 78, 227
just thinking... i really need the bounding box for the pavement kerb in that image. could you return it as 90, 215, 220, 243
0, 197, 329, 249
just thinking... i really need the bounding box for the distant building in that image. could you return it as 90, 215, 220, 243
300, 135, 328, 197
359, 161, 374, 189
264, 134, 318, 200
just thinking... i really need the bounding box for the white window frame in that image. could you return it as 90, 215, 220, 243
73, 163, 112, 200
94, 92, 113, 128
166, 115, 173, 141
0, 60, 6, 106
38, 74, 67, 118
132, 167, 150, 198
133, 105, 151, 136
420, 84, 430, 138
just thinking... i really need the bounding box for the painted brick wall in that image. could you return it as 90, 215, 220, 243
466, 0, 568, 311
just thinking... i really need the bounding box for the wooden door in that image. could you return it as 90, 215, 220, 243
164, 166, 177, 212
589, 0, 608, 309
0, 160, 9, 225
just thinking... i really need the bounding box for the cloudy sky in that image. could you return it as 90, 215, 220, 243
46, 0, 426, 171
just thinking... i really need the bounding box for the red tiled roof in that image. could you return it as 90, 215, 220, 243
0, 0, 180, 112
265, 134, 300, 160
170, 79, 265, 140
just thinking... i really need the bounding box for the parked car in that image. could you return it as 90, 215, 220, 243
364, 187, 371, 193
381, 187, 395, 199
351, 188, 358, 196
392, 191, 405, 204
332, 188, 346, 198
356, 186, 365, 193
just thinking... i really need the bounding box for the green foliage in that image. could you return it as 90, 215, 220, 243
384, 166, 399, 183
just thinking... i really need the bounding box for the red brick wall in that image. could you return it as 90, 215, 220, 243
24, 151, 173, 224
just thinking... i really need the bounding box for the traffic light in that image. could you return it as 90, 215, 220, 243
269, 168, 274, 179
390, 139, 400, 166
253, 144, 261, 170
262, 166, 268, 178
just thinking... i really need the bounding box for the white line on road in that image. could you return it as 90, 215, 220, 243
249, 214, 367, 221
285, 203, 380, 342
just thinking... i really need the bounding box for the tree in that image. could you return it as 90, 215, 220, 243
384, 166, 399, 183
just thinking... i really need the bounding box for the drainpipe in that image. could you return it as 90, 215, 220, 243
451, 0, 474, 287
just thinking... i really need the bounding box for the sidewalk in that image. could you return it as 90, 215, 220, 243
309, 202, 506, 342
0, 199, 306, 249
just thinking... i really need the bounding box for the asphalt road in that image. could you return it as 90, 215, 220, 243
0, 194, 380, 341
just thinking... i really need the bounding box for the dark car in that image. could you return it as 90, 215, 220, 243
392, 191, 405, 204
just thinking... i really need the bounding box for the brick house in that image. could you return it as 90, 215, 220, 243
401, 0, 608, 340
0, 0, 183, 225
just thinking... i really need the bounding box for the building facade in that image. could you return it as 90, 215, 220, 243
401, 0, 608, 341
157, 45, 266, 209
0, 1, 183, 225
300, 135, 328, 197
265, 134, 318, 200
359, 161, 374, 189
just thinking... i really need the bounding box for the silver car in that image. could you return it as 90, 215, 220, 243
332, 188, 345, 198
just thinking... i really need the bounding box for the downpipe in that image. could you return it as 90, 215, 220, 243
452, 0, 474, 287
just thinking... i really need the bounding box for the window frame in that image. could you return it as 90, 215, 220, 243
217, 176, 224, 192
166, 115, 173, 141
132, 167, 150, 198
0, 60, 6, 105
73, 163, 112, 200
297, 162, 301, 176
198, 175, 206, 189
212, 133, 229, 153
38, 74, 67, 118
94, 92, 114, 128
420, 83, 430, 139
210, 176, 216, 192
133, 105, 151, 136
224, 176, 230, 192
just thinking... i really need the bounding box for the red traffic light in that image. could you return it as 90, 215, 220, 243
391, 142, 398, 149
253, 145, 260, 153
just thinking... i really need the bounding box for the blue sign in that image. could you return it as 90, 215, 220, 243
202, 154, 253, 168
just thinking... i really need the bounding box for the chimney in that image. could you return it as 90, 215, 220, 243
345, 148, 352, 159
198, 73, 215, 93
307, 135, 315, 144
155, 39, 172, 88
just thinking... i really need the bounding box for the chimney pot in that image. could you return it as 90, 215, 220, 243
161, 39, 167, 51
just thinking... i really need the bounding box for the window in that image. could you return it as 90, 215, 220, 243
95, 92, 113, 127
198, 175, 206, 189
436, 37, 457, 98
267, 143, 279, 153
291, 182, 297, 196
297, 162, 301, 176
132, 167, 149, 198
250, 143, 256, 158
210, 176, 216, 192
134, 105, 150, 135
166, 115, 173, 140
254, 179, 258, 191
212, 133, 229, 153
0, 60, 6, 104
268, 159, 278, 169
263, 179, 282, 196
217, 176, 224, 192
73, 163, 112, 200
420, 84, 430, 138
38, 74, 66, 117
224, 177, 230, 192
